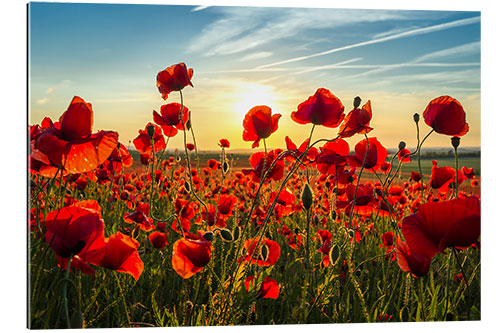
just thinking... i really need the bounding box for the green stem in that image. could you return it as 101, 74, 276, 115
62, 256, 73, 328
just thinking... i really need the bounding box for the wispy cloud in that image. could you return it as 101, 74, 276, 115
413, 41, 480, 63
187, 7, 442, 57
191, 5, 211, 12
37, 97, 49, 105
239, 51, 274, 62
257, 16, 480, 68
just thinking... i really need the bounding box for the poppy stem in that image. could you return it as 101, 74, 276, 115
415, 129, 434, 202
149, 136, 156, 216
114, 271, 132, 325
179, 90, 210, 223
347, 134, 370, 229
452, 247, 470, 319
62, 256, 73, 328
443, 251, 452, 321
453, 146, 460, 198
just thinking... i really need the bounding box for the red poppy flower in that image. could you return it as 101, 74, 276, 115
172, 231, 212, 279
430, 160, 465, 193
461, 166, 475, 179
97, 232, 144, 280
218, 194, 237, 216
410, 171, 422, 182
269, 187, 296, 218
31, 96, 118, 177
133, 123, 166, 154
186, 143, 195, 151
45, 204, 105, 260
346, 137, 388, 172
218, 138, 230, 148
156, 62, 194, 100
380, 232, 394, 248
102, 143, 133, 174
244, 275, 280, 299
397, 148, 411, 163
239, 237, 281, 266
284, 136, 318, 167
423, 96, 469, 136
153, 103, 190, 137
148, 231, 169, 250
174, 198, 196, 232
395, 241, 431, 277
315, 139, 350, 174
291, 88, 345, 127
338, 100, 373, 138
242, 149, 285, 183
402, 198, 480, 259
123, 210, 155, 232
242, 105, 281, 148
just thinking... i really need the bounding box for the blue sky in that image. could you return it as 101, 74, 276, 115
29, 2, 481, 150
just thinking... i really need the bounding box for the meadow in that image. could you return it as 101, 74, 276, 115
28, 62, 480, 329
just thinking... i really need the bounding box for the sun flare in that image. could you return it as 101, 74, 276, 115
233, 83, 279, 122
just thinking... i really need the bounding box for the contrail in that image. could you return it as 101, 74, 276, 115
257, 16, 480, 69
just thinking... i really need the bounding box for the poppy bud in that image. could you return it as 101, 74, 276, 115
70, 311, 84, 329
294, 228, 300, 234
398, 141, 406, 151
353, 96, 362, 109
222, 161, 229, 174
202, 231, 214, 242
313, 215, 319, 226
413, 113, 420, 123
329, 244, 340, 266
451, 136, 461, 149
117, 142, 121, 149
233, 225, 240, 241
176, 155, 181, 163
375, 188, 384, 197
325, 181, 331, 189
332, 187, 337, 194
146, 124, 155, 139
348, 229, 355, 238
219, 228, 233, 242
186, 300, 193, 313
301, 183, 313, 210
184, 181, 191, 193
260, 244, 269, 261
186, 119, 191, 131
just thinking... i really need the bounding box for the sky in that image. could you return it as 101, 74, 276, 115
28, 1, 481, 151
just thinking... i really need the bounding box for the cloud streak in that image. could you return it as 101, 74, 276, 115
257, 16, 480, 69
188, 7, 447, 57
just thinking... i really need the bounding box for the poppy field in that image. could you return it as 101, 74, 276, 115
28, 62, 481, 329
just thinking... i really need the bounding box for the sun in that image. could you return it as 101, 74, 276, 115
233, 83, 279, 122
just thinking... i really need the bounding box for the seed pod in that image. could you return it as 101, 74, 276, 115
233, 225, 240, 241
451, 136, 461, 149
186, 300, 193, 313
176, 155, 181, 163
301, 183, 313, 210
220, 228, 233, 242
413, 113, 420, 123
398, 141, 406, 151
222, 161, 230, 174
313, 215, 319, 227
202, 231, 214, 242
329, 244, 340, 266
353, 96, 362, 109
260, 244, 269, 261
70, 311, 84, 329
331, 210, 337, 221
146, 124, 155, 139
